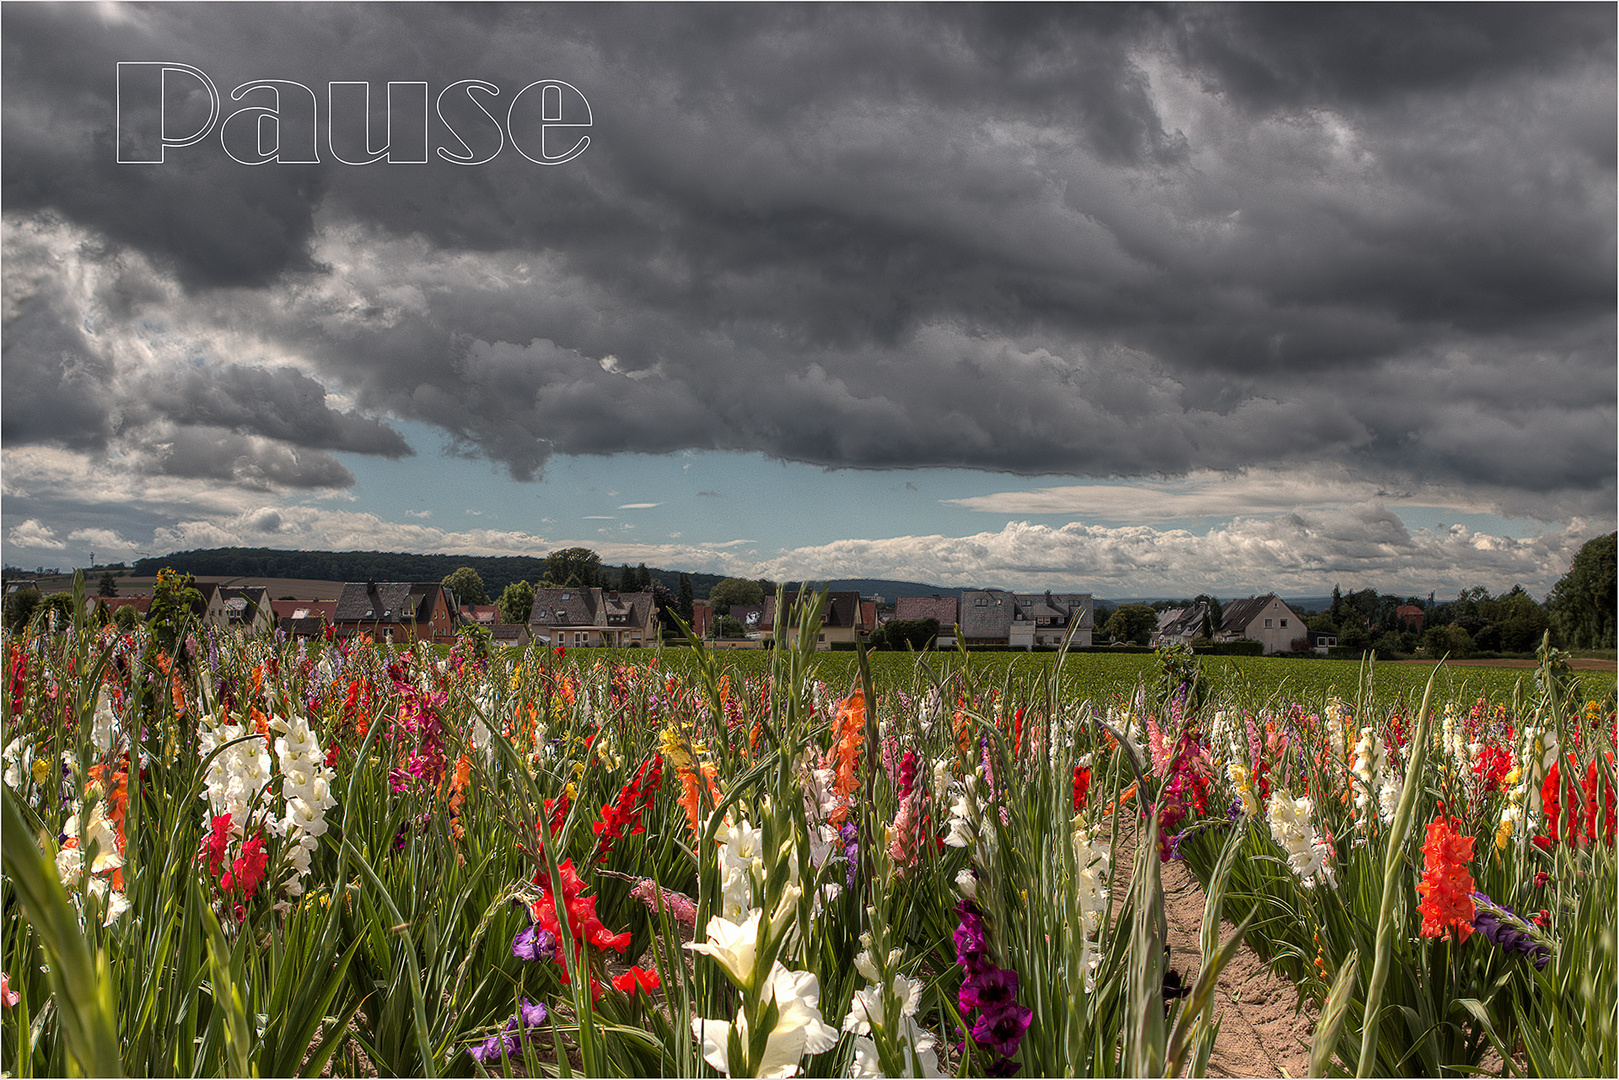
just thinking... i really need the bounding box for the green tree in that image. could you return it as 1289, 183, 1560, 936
37, 593, 76, 632
497, 580, 536, 625
1193, 594, 1223, 639
616, 563, 636, 591
677, 574, 695, 624
881, 618, 939, 651
716, 614, 745, 638
708, 577, 765, 614
1101, 604, 1157, 646
544, 548, 604, 589
98, 572, 118, 597
4, 587, 41, 633
1337, 622, 1373, 652
1424, 623, 1476, 659
148, 568, 204, 653
112, 605, 139, 631
1547, 532, 1617, 649
636, 563, 652, 591
441, 566, 489, 606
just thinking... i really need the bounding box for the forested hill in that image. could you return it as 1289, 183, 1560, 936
126, 547, 945, 602
130, 548, 557, 595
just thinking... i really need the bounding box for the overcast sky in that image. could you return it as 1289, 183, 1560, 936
3, 3, 1613, 598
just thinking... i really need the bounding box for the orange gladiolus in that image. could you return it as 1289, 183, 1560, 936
1415, 813, 1475, 943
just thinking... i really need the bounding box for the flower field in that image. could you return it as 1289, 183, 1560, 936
3, 585, 1614, 1077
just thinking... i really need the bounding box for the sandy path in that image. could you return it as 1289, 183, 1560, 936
1158, 857, 1316, 1078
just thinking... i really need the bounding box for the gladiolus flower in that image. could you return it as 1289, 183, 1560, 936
612, 965, 661, 995
1416, 813, 1476, 943
685, 909, 762, 989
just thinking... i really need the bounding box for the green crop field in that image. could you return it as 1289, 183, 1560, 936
602, 646, 1617, 711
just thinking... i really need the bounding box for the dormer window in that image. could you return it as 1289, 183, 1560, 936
560, 593, 571, 600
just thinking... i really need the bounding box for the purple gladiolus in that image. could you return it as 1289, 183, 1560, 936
971, 1002, 1033, 1057
517, 998, 548, 1028
959, 965, 1019, 1012
1471, 892, 1551, 970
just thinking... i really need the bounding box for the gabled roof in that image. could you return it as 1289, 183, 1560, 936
1155, 602, 1208, 640
958, 589, 1014, 639
761, 591, 865, 630
1012, 592, 1093, 629
895, 595, 958, 627
219, 586, 269, 624
334, 582, 443, 624
1219, 594, 1293, 635
529, 587, 600, 627
599, 590, 656, 626
270, 599, 335, 622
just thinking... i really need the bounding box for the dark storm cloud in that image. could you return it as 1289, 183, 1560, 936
146, 365, 412, 458
2, 3, 1612, 517
133, 426, 355, 489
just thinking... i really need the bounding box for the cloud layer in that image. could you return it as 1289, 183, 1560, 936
2, 5, 1613, 586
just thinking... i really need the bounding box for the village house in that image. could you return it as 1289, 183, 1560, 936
489, 623, 531, 648
86, 594, 152, 621
728, 604, 765, 638
690, 600, 713, 640
760, 591, 872, 648
894, 595, 959, 649
219, 586, 276, 637
527, 588, 658, 648
1010, 592, 1093, 649
958, 589, 1015, 647
332, 581, 460, 645
459, 604, 500, 627
1151, 602, 1210, 649
1217, 594, 1305, 655
189, 581, 231, 629
271, 599, 335, 639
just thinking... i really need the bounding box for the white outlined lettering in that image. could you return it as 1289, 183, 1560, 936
117, 62, 220, 163
221, 80, 319, 165
116, 64, 590, 166
436, 80, 504, 165
506, 80, 592, 165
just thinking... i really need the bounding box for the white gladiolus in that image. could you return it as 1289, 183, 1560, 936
1071, 823, 1112, 989
691, 961, 838, 1077
942, 775, 980, 849
1351, 727, 1384, 825
1267, 789, 1336, 888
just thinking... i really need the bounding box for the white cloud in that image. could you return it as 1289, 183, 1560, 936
7, 519, 64, 550
746, 511, 1595, 598
618, 503, 661, 509
943, 468, 1497, 521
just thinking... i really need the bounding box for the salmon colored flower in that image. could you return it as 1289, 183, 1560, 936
825, 692, 866, 829
1416, 812, 1475, 943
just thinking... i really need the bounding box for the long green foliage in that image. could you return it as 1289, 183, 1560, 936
1, 576, 1613, 1077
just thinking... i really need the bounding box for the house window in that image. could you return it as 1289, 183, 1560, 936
1280, 619, 1288, 628
1264, 619, 1273, 628
575, 632, 586, 646
974, 598, 986, 606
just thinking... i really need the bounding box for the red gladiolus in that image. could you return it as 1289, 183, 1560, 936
529, 859, 632, 956
1072, 766, 1091, 812
1416, 813, 1475, 943
593, 755, 664, 862
612, 965, 661, 995
1541, 761, 1562, 847
232, 835, 269, 896
201, 813, 233, 878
